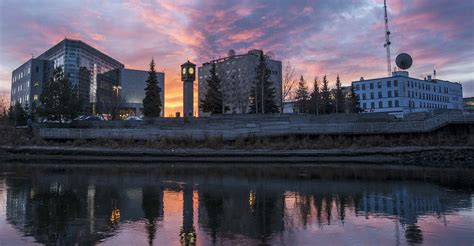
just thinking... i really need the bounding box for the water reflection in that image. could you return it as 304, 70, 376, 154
0, 171, 472, 245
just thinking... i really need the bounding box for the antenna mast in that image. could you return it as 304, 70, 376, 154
383, 0, 392, 76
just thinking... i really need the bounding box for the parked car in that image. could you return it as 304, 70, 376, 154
125, 116, 143, 121
73, 115, 87, 121
73, 115, 105, 121
83, 115, 105, 121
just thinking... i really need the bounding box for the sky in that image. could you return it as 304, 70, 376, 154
0, 0, 473, 115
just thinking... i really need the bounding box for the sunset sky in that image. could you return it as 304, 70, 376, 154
0, 0, 473, 115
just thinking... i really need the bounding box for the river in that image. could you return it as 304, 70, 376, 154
0, 165, 472, 245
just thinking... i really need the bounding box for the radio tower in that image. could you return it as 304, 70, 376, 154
383, 0, 392, 76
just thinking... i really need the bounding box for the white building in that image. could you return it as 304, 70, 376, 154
198, 50, 282, 115
352, 71, 463, 117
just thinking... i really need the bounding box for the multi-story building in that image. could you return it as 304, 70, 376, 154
11, 38, 164, 116
352, 71, 463, 117
198, 50, 282, 115
36, 39, 124, 113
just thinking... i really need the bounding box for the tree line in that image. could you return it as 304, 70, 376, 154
293, 74, 361, 114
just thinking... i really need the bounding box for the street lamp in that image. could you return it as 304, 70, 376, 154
112, 85, 122, 120
112, 85, 122, 98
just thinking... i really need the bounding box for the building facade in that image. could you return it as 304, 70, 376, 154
95, 68, 165, 117
352, 71, 463, 117
118, 68, 165, 116
11, 58, 51, 108
37, 39, 124, 113
198, 50, 282, 115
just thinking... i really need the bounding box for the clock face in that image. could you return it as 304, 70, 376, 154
182, 67, 186, 75
188, 67, 194, 75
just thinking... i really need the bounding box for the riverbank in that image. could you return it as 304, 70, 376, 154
1, 145, 473, 167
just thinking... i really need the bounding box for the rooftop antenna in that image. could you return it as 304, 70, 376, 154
383, 0, 392, 77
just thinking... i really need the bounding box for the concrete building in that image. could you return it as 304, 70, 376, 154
198, 50, 282, 115
352, 71, 463, 117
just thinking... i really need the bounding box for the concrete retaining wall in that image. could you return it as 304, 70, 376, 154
38, 111, 474, 140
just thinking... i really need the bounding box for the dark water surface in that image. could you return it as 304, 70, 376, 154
0, 166, 472, 245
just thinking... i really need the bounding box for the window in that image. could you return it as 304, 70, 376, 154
370, 92, 374, 99
394, 90, 398, 97
378, 92, 382, 98
377, 82, 382, 88
363, 103, 367, 109
387, 81, 391, 87
395, 100, 399, 107
362, 94, 366, 100
370, 83, 374, 89
394, 80, 398, 87
388, 101, 393, 107
370, 102, 375, 109
378, 101, 383, 108
362, 84, 366, 90
388, 91, 392, 97
355, 84, 360, 90
35, 66, 39, 73
33, 95, 38, 101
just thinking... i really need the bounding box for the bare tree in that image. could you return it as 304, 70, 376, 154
282, 61, 297, 103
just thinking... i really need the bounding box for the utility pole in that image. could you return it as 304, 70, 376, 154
383, 0, 392, 77
261, 62, 265, 115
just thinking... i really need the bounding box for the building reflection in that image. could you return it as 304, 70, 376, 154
198, 180, 285, 244
142, 185, 164, 246
1, 172, 472, 245
180, 183, 196, 245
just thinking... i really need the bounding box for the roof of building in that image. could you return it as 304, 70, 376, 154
37, 38, 124, 67
352, 74, 461, 85
181, 60, 196, 66
201, 49, 280, 66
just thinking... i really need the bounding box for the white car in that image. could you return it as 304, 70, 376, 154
125, 116, 143, 121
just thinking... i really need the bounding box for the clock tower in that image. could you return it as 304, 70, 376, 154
181, 60, 196, 117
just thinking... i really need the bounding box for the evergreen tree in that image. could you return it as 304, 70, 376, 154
335, 75, 344, 113
349, 86, 362, 113
309, 76, 320, 115
249, 52, 279, 114
143, 59, 162, 117
294, 75, 309, 113
8, 105, 14, 123
200, 63, 223, 114
12, 102, 27, 126
40, 67, 82, 122
321, 75, 331, 114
